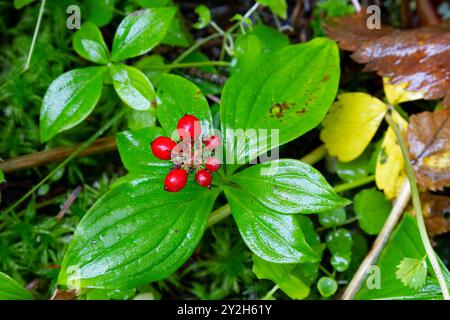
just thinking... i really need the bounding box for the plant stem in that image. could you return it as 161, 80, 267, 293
172, 33, 223, 64
333, 175, 375, 193
143, 61, 230, 70
385, 113, 449, 300
300, 145, 327, 164
341, 180, 411, 300
0, 109, 126, 218
23, 0, 46, 72
262, 284, 279, 300
206, 204, 230, 228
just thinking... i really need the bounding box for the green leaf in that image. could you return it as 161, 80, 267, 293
396, 258, 427, 290
111, 8, 176, 61
318, 208, 346, 228
135, 0, 171, 6
110, 64, 155, 110
326, 229, 352, 255
257, 0, 287, 19
221, 38, 339, 171
83, 0, 117, 27
58, 175, 219, 289
116, 127, 171, 175
232, 34, 263, 74
40, 67, 106, 142
134, 54, 168, 86
326, 229, 352, 272
224, 186, 319, 264
252, 255, 310, 299
162, 15, 192, 47
156, 74, 213, 137
85, 288, 135, 300
330, 253, 351, 272
0, 272, 33, 300
230, 159, 350, 214
193, 5, 211, 29
73, 22, 110, 64
0, 169, 4, 183
13, 0, 35, 9
335, 147, 372, 182
126, 108, 156, 131
354, 188, 392, 235
249, 24, 289, 53
356, 214, 450, 299
317, 276, 338, 298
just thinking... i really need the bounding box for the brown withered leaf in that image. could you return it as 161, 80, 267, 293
324, 15, 450, 105
420, 193, 450, 239
322, 12, 394, 51
408, 109, 450, 191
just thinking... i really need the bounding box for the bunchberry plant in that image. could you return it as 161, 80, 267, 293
56, 36, 352, 290
150, 114, 222, 191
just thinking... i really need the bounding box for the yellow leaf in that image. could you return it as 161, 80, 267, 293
320, 92, 387, 162
376, 112, 408, 199
383, 77, 425, 105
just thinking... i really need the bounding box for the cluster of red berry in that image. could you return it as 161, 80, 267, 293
150, 114, 221, 192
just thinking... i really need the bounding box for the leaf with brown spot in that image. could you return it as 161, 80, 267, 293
420, 193, 450, 239
324, 14, 450, 106
408, 109, 450, 191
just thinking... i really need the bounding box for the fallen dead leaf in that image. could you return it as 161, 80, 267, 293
407, 108, 450, 191
324, 15, 450, 106
420, 193, 450, 239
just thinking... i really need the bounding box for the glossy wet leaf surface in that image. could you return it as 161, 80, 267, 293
224, 186, 320, 264
0, 272, 33, 300
407, 109, 450, 191
110, 64, 155, 110
326, 228, 352, 272
221, 38, 339, 168
354, 188, 392, 235
58, 175, 219, 289
73, 22, 110, 64
230, 159, 350, 214
318, 208, 346, 228
156, 74, 213, 137
116, 126, 171, 176
40, 67, 106, 142
356, 214, 450, 300
111, 7, 176, 61
317, 276, 337, 298
252, 255, 310, 299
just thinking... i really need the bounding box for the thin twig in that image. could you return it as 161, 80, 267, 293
0, 136, 117, 174
341, 180, 411, 300
350, 0, 361, 12
0, 110, 126, 218
55, 186, 82, 222
23, 0, 46, 72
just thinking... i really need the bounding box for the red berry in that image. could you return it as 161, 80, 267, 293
177, 114, 201, 141
164, 169, 188, 192
205, 135, 221, 149
151, 136, 177, 160
195, 169, 212, 188
205, 157, 221, 172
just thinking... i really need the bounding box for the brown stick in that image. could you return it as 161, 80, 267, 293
55, 186, 82, 222
0, 136, 117, 174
